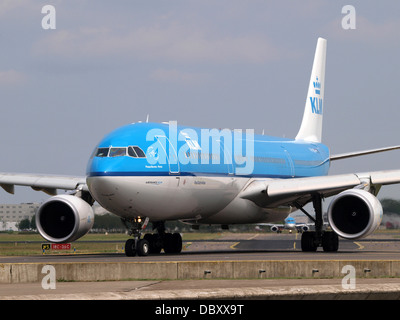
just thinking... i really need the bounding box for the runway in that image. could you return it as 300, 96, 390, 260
1, 232, 400, 263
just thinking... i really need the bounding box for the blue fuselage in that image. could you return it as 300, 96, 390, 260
87, 122, 330, 179
86, 122, 330, 223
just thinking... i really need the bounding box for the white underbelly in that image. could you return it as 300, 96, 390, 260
87, 175, 248, 221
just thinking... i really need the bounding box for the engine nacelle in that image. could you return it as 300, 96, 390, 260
36, 195, 94, 243
327, 189, 383, 240
270, 225, 279, 232
300, 225, 309, 232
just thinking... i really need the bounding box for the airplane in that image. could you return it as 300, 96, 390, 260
1, 37, 400, 256
263, 216, 311, 233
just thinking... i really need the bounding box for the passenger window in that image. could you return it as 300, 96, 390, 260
133, 146, 146, 158
96, 148, 110, 157
109, 147, 127, 157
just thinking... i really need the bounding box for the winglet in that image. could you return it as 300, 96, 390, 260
295, 37, 327, 143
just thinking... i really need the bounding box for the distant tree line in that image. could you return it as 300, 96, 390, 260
380, 199, 400, 215
18, 215, 36, 231
17, 213, 257, 233
17, 214, 126, 233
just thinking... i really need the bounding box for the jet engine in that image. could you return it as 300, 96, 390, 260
300, 225, 309, 232
270, 225, 279, 232
36, 195, 94, 243
327, 189, 382, 239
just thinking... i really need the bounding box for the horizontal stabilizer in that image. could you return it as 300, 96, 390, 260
330, 145, 400, 161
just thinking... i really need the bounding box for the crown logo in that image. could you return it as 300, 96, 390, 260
313, 77, 321, 95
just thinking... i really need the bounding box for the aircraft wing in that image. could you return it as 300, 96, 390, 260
0, 173, 87, 196
260, 223, 284, 228
240, 169, 400, 208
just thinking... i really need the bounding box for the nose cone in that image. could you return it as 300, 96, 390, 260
86, 175, 123, 215
87, 152, 130, 177
86, 175, 116, 198
87, 156, 110, 177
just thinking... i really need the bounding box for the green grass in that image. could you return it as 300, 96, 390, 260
0, 233, 127, 256
0, 232, 224, 256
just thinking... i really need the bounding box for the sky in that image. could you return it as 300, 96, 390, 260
1, 0, 400, 204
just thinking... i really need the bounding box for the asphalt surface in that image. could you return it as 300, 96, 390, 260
2, 233, 400, 300
3, 278, 400, 300
1, 232, 400, 263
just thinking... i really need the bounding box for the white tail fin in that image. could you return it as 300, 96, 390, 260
295, 37, 327, 143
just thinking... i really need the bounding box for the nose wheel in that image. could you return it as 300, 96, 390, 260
125, 238, 150, 257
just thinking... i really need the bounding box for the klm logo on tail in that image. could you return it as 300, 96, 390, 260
313, 77, 321, 95
310, 77, 323, 115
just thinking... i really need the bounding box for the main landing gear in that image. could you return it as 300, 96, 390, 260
296, 194, 339, 252
122, 219, 182, 257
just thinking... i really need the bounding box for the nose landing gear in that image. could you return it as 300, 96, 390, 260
122, 217, 150, 257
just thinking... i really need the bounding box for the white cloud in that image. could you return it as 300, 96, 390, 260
0, 0, 23, 16
325, 15, 400, 45
0, 70, 26, 86
33, 23, 280, 64
356, 16, 400, 42
149, 68, 207, 84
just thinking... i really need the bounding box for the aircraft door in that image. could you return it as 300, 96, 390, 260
156, 136, 180, 174
282, 146, 295, 178
217, 139, 234, 175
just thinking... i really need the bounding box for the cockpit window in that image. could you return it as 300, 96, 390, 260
128, 146, 146, 158
133, 146, 146, 158
128, 146, 138, 158
94, 146, 146, 158
109, 147, 127, 157
95, 148, 110, 157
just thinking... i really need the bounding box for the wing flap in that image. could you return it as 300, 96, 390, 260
267, 174, 361, 198
240, 170, 400, 208
369, 170, 400, 185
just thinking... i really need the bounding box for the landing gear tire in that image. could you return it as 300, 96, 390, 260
301, 231, 339, 252
301, 232, 318, 252
322, 231, 339, 252
125, 239, 137, 257
172, 232, 182, 254
124, 238, 150, 257
164, 233, 182, 254
144, 233, 162, 254
137, 239, 150, 256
